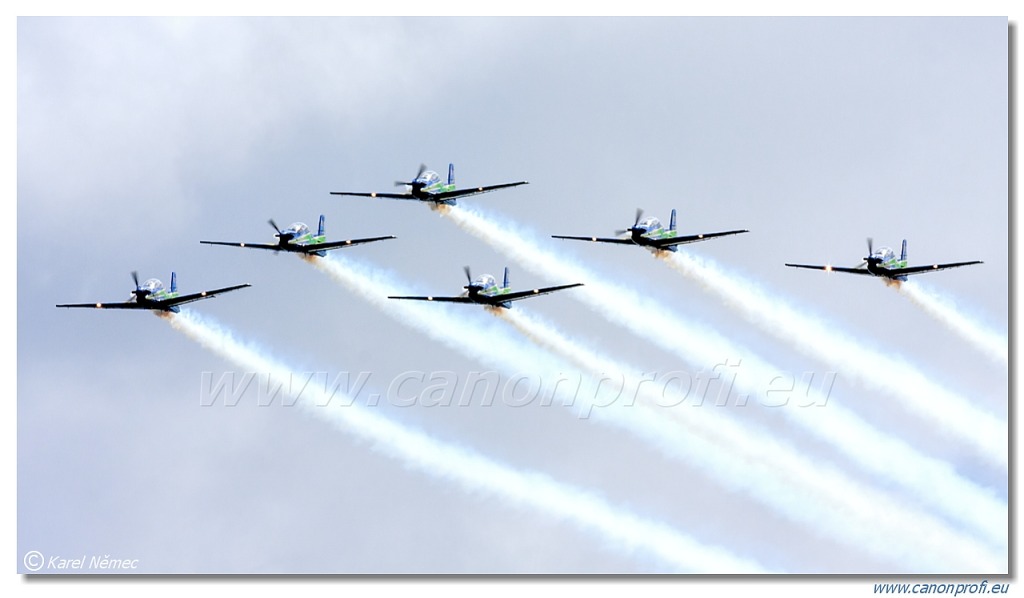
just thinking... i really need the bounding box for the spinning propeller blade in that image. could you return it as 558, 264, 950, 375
461, 265, 475, 295
614, 208, 644, 235
395, 163, 429, 187
129, 270, 145, 300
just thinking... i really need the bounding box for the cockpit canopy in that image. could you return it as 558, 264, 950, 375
417, 170, 442, 187
285, 222, 309, 237
140, 278, 164, 293
471, 274, 497, 289
875, 247, 896, 261
638, 217, 662, 232
130, 278, 164, 301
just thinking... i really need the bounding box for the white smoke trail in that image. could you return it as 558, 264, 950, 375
497, 308, 1006, 567
308, 254, 1002, 570
436, 204, 1007, 551
659, 250, 1007, 469
162, 310, 767, 573
898, 281, 1008, 368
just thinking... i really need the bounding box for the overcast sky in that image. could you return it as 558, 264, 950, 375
17, 16, 1008, 575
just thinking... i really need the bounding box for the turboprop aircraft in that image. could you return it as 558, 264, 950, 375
552, 208, 748, 252
331, 163, 527, 205
200, 215, 394, 257
56, 272, 250, 313
785, 239, 982, 282
388, 267, 582, 309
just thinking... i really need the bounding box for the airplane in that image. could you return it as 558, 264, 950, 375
551, 208, 749, 252
56, 272, 250, 313
785, 239, 982, 282
388, 266, 583, 309
200, 215, 395, 257
330, 163, 528, 205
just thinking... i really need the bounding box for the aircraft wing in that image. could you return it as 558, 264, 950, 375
493, 283, 584, 303
551, 235, 635, 245
784, 264, 875, 276
56, 301, 151, 309
329, 191, 419, 200
300, 236, 397, 253
650, 229, 749, 248
892, 260, 983, 277
200, 241, 283, 251
155, 283, 252, 308
428, 181, 529, 202
387, 295, 476, 303
57, 284, 250, 311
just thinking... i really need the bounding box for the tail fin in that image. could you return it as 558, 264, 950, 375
318, 214, 326, 237
170, 272, 178, 293
503, 267, 510, 290
670, 209, 677, 232
448, 163, 455, 186
901, 239, 907, 262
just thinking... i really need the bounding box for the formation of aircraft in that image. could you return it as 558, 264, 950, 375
785, 239, 983, 283
56, 272, 250, 313
330, 163, 528, 206
200, 215, 395, 257
552, 208, 748, 253
58, 160, 985, 318
388, 266, 583, 309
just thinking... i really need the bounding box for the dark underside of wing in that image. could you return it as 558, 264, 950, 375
159, 284, 252, 308
496, 283, 585, 303
892, 261, 983, 277
56, 301, 150, 309
387, 295, 475, 303
57, 284, 251, 310
200, 241, 282, 251
784, 264, 875, 276
551, 235, 635, 245
329, 191, 421, 200
651, 229, 749, 247
302, 236, 397, 252
428, 181, 529, 201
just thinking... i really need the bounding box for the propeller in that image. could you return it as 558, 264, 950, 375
129, 270, 146, 301
854, 237, 875, 269
863, 237, 876, 263
614, 208, 644, 235
395, 164, 428, 187
460, 265, 475, 296
269, 218, 297, 243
